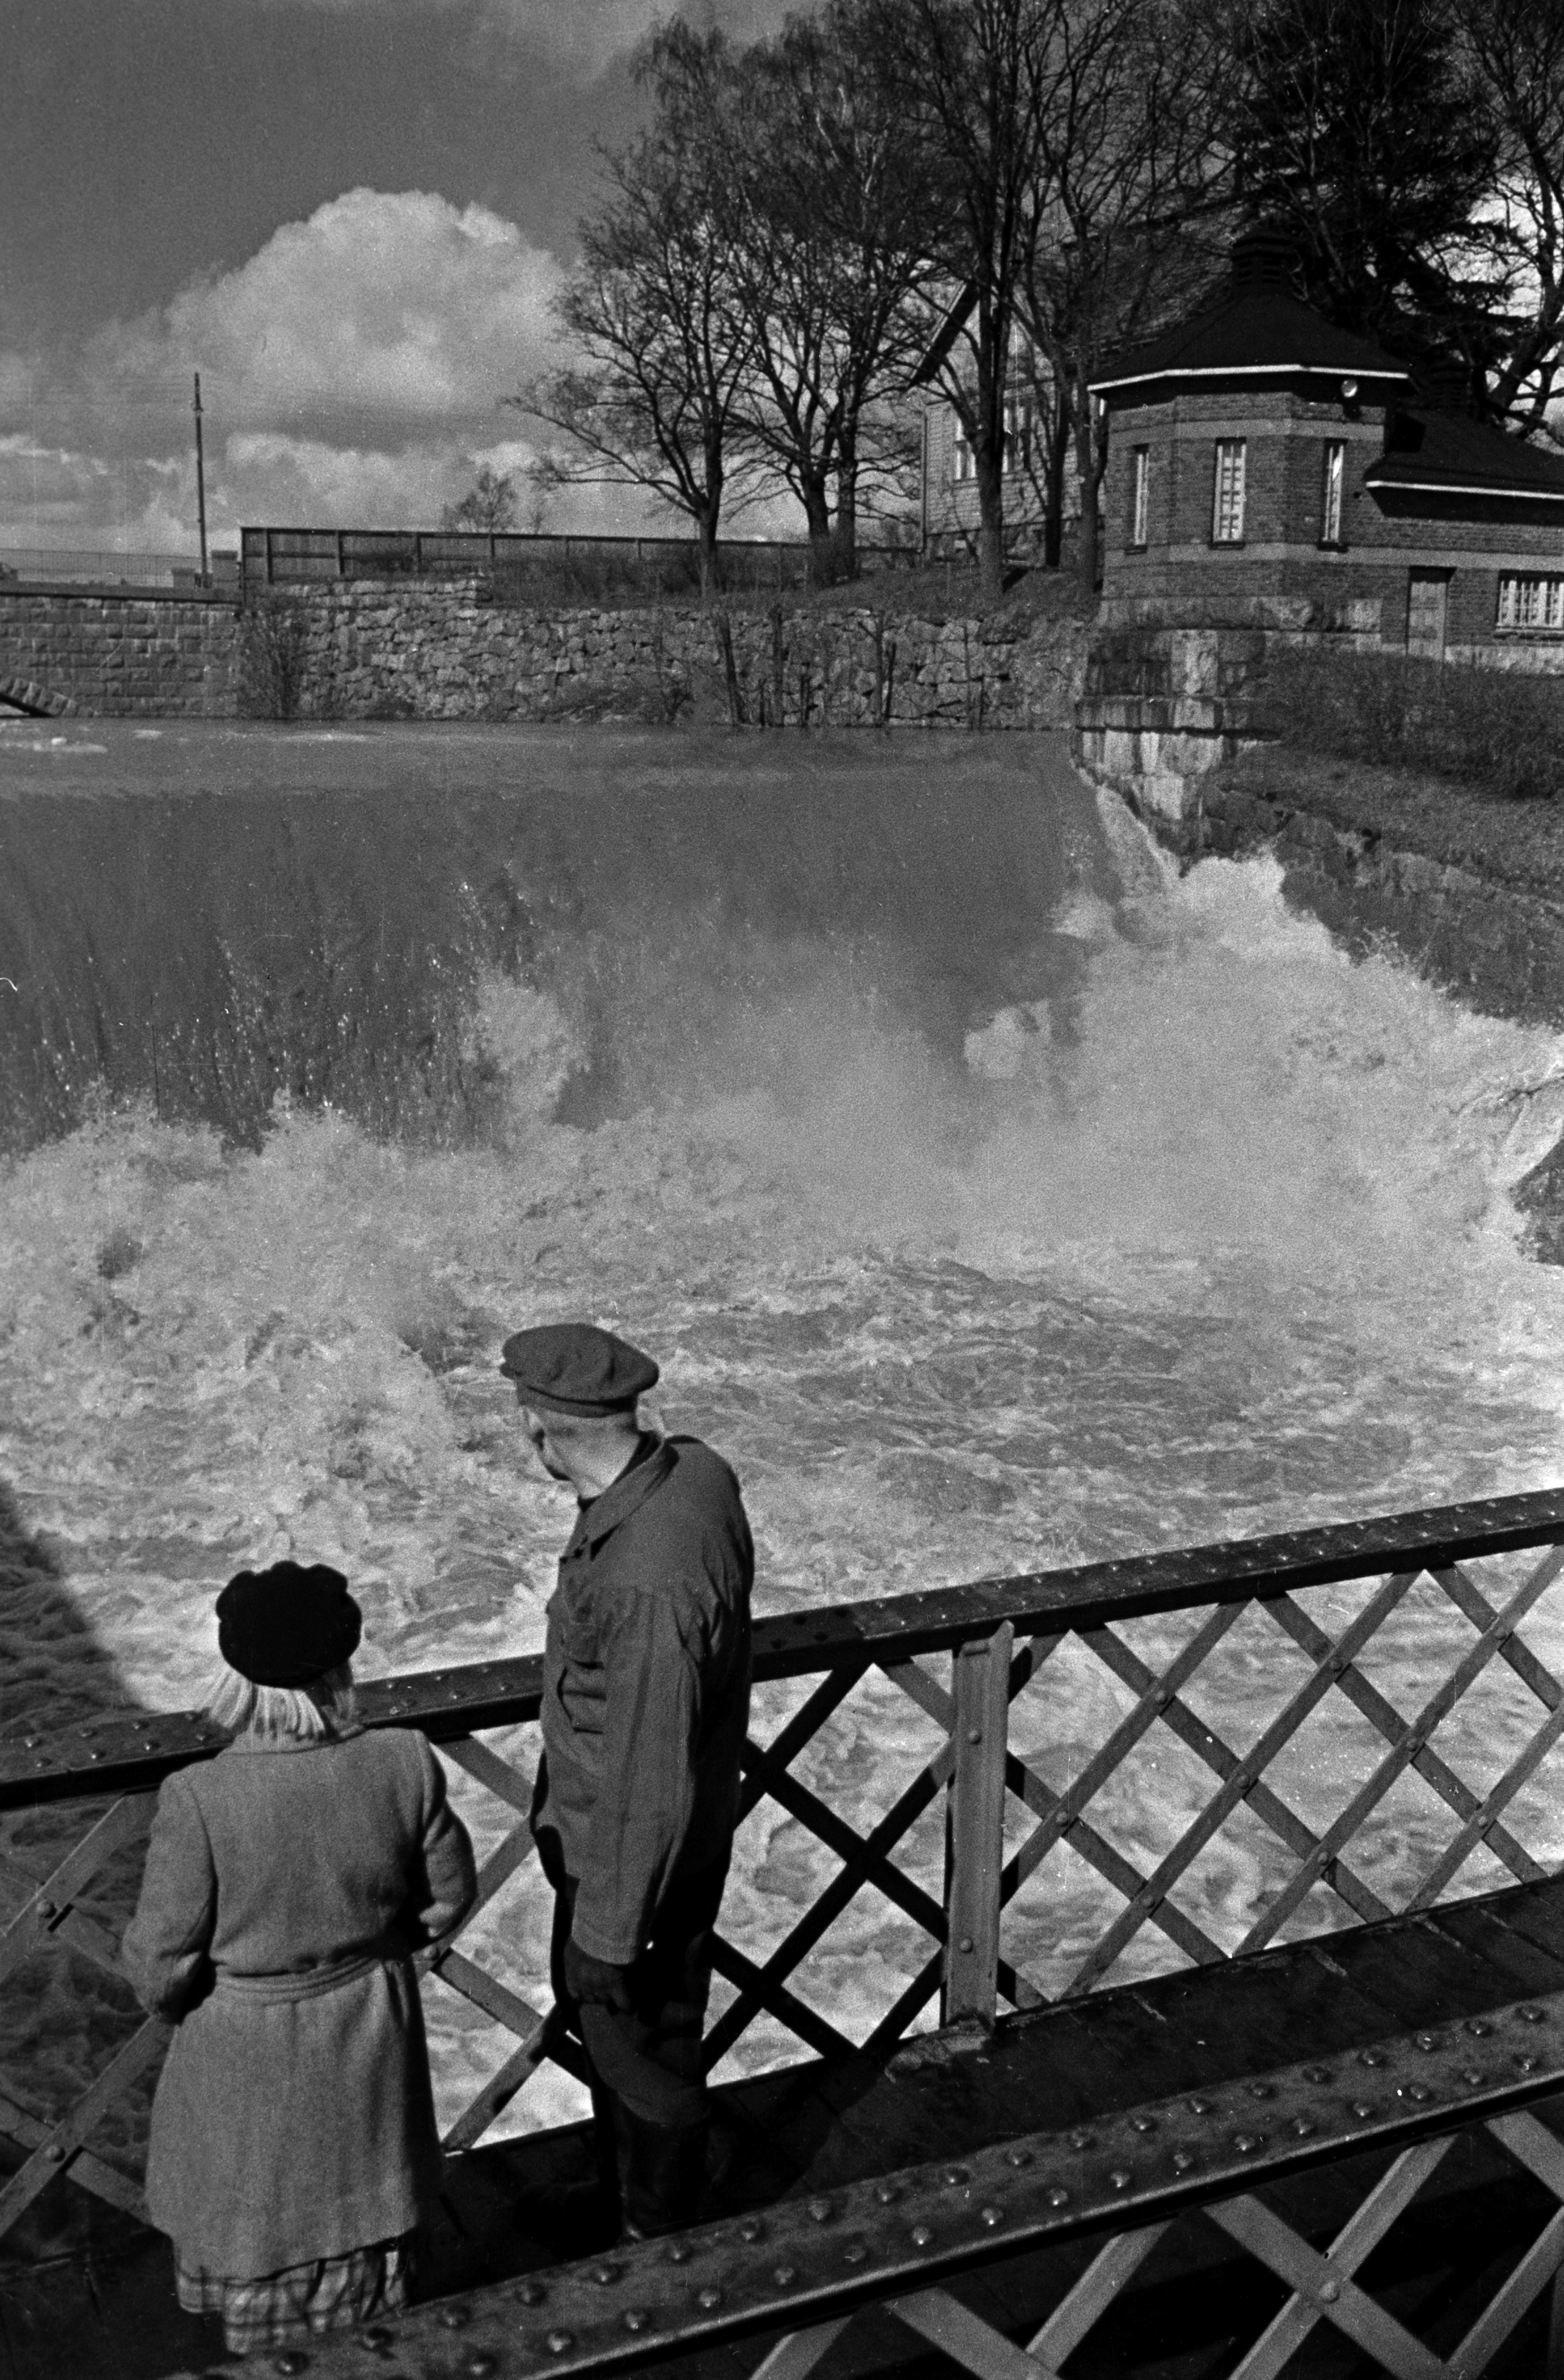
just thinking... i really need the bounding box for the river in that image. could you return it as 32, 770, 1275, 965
4, 715, 1564, 2143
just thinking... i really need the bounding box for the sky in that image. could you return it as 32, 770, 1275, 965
0, 0, 797, 553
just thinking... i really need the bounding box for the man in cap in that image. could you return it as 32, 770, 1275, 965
502, 1320, 753, 2239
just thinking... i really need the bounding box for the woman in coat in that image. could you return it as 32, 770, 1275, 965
122, 1560, 477, 2358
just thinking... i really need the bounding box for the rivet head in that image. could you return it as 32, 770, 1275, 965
1108, 2168, 1133, 2190
515, 2281, 545, 2306
1232, 1770, 1250, 1792
1187, 2099, 1212, 2117
1046, 2187, 1070, 2208
1318, 2280, 1340, 2304
1415, 2032, 1439, 2051
1233, 2133, 1263, 2154
590, 2265, 617, 2286
808, 2198, 833, 2223
1006, 2148, 1032, 2168
356, 2328, 393, 2355
1302, 2065, 1329, 2084
1518, 2053, 1539, 2073
438, 2304, 472, 2328
1130, 2115, 1157, 2134
941, 2167, 969, 2187
739, 2218, 764, 2242
911, 2224, 935, 2248
1068, 2128, 1095, 2149
666, 2242, 692, 2264
697, 2287, 723, 2310
967, 1728, 983, 1743
843, 2242, 868, 2264
272, 2359, 308, 2378
1246, 2083, 1273, 2101
1290, 2116, 1317, 2138
1461, 2069, 1485, 2087
1466, 2019, 1492, 2037
623, 2311, 648, 2333
466, 2357, 499, 2379
546, 2331, 574, 2355
35, 1900, 56, 1920
1520, 2006, 1546, 2024
773, 2266, 798, 2287
1171, 2150, 1195, 2173
1397, 2083, 1431, 2103
875, 2183, 899, 2204
42, 2144, 66, 2164
1350, 2101, 1374, 2120
1359, 2049, 1386, 2068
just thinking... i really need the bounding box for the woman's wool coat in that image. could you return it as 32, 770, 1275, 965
122, 1725, 476, 2278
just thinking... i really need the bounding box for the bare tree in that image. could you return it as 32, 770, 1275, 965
442, 464, 520, 534
1453, 0, 1564, 439
1017, 0, 1232, 593
509, 30, 759, 597
868, 0, 1053, 601
683, 7, 934, 582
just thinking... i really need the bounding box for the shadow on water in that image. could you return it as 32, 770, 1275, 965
0, 726, 1108, 1154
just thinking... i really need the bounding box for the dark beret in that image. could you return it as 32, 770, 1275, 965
499, 1321, 659, 1416
217, 1561, 362, 1689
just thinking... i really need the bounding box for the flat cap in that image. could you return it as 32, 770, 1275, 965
217, 1561, 362, 1689
499, 1321, 659, 1416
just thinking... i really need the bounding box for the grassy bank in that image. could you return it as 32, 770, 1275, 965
1217, 649, 1564, 905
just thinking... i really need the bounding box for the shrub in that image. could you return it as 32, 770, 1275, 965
237, 593, 317, 719
1257, 647, 1564, 801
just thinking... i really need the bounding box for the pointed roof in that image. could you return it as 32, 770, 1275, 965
1090, 230, 1410, 400
1366, 406, 1564, 502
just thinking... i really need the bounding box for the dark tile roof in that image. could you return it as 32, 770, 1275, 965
1366, 407, 1564, 498
1092, 282, 1409, 395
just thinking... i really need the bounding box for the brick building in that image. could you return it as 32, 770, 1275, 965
1090, 230, 1564, 662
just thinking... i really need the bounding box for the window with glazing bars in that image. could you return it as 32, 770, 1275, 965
1321, 442, 1345, 544
953, 418, 975, 484
1130, 447, 1149, 546
1212, 440, 1246, 542
1498, 574, 1564, 629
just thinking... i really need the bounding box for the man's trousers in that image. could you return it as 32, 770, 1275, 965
545, 1857, 728, 2239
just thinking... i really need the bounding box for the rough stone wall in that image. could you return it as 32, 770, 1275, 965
269, 579, 1087, 728
0, 587, 239, 716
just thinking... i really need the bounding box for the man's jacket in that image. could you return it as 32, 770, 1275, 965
531, 1433, 754, 1966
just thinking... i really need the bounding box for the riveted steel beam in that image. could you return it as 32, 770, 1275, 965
299, 1987, 1564, 2378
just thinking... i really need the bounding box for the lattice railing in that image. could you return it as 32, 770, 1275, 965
4, 1488, 1564, 2242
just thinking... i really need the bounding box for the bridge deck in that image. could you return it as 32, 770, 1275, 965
7, 1872, 1564, 2377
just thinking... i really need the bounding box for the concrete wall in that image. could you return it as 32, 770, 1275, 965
0, 585, 238, 717
0, 577, 1088, 728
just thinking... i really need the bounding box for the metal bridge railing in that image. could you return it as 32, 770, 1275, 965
4, 1487, 1564, 2248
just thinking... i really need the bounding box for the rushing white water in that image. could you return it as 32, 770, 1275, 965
5, 722, 1564, 2141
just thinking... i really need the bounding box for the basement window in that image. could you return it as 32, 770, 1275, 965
1212, 440, 1246, 543
1498, 574, 1564, 631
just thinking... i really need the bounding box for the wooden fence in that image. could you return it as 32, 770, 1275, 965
5, 1488, 1564, 2249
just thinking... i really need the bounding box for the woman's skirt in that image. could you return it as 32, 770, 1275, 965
176, 2230, 417, 2354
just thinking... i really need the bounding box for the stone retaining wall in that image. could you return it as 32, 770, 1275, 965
0, 577, 1088, 728
260, 579, 1086, 728
0, 586, 238, 717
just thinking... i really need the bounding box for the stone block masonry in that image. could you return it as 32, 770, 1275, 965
0, 576, 1088, 728
0, 586, 239, 717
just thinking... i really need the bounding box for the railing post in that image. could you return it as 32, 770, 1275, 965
943, 1622, 1012, 2027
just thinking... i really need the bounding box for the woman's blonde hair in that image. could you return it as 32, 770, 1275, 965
204, 1658, 358, 1743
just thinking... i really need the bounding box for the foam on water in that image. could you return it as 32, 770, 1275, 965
5, 734, 1564, 2134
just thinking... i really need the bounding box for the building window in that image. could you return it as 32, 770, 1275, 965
953, 418, 975, 484
1321, 441, 1345, 545
1212, 440, 1246, 543
1002, 395, 1032, 479
1130, 446, 1149, 546
1498, 574, 1564, 630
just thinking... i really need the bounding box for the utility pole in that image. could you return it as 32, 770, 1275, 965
193, 373, 208, 583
